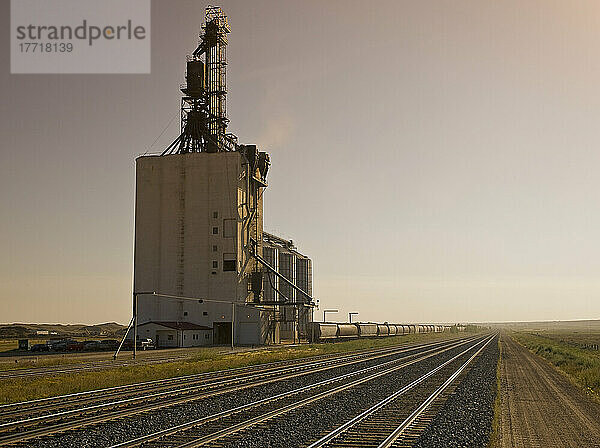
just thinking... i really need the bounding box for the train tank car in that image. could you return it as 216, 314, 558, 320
308, 321, 445, 342
377, 324, 390, 337
357, 323, 378, 338
337, 323, 359, 339
308, 322, 338, 343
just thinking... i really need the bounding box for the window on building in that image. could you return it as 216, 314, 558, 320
203, 311, 208, 316
212, 227, 219, 235
213, 261, 218, 269
183, 311, 188, 316
213, 211, 218, 219
168, 334, 173, 341
183, 334, 186, 340
223, 218, 236, 238
223, 253, 236, 272
212, 245, 218, 252
205, 334, 209, 339
223, 260, 236, 271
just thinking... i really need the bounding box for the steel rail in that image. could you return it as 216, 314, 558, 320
0, 348, 413, 429
306, 333, 494, 448
183, 338, 490, 448
0, 338, 478, 445
0, 354, 193, 379
0, 349, 374, 417
0, 340, 455, 423
377, 334, 495, 448
107, 336, 484, 448
0, 336, 473, 425
0, 337, 459, 412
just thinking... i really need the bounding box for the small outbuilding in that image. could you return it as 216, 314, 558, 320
135, 321, 213, 348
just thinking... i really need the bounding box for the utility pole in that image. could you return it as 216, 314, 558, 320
311, 306, 315, 344
133, 292, 137, 359
231, 302, 235, 350
117, 291, 154, 360
132, 292, 156, 359
295, 305, 300, 344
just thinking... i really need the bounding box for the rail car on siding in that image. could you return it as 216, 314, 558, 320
356, 323, 378, 338
337, 324, 359, 339
307, 322, 446, 343
310, 323, 338, 341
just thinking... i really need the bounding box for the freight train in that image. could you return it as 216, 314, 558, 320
307, 322, 448, 343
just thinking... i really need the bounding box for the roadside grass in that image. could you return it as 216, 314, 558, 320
512, 331, 600, 401
0, 355, 105, 371
0, 331, 476, 404
0, 345, 229, 372
488, 337, 502, 448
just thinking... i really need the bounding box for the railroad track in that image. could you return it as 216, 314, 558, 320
102, 335, 487, 448
0, 338, 458, 422
0, 336, 478, 446
0, 354, 193, 379
308, 334, 496, 447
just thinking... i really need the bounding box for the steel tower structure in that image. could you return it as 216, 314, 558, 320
163, 6, 237, 154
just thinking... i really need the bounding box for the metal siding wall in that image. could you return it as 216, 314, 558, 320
262, 246, 279, 302
278, 252, 296, 302
307, 259, 312, 296
296, 258, 311, 303
278, 251, 296, 334
295, 257, 313, 337
257, 234, 313, 341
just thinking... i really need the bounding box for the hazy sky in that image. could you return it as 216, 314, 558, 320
2, 0, 600, 325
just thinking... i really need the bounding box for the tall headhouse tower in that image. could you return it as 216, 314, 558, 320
134, 7, 314, 347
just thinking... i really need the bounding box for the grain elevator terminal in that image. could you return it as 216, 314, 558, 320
133, 7, 315, 347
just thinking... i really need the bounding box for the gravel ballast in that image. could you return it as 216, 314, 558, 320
27, 339, 471, 448
198, 339, 487, 448
412, 334, 500, 448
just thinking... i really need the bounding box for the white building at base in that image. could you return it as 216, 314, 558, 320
136, 321, 213, 347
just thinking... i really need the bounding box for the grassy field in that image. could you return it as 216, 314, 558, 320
0, 331, 478, 404
511, 330, 600, 401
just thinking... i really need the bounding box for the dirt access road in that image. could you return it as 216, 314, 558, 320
499, 333, 600, 448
